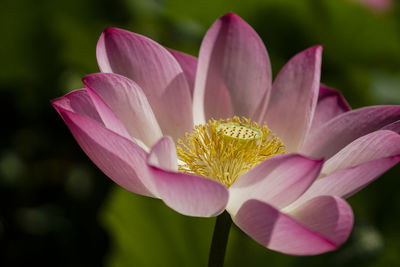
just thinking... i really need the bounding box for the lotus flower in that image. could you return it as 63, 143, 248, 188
52, 13, 400, 255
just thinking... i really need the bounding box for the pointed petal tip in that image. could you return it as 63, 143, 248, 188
51, 89, 85, 110
307, 45, 323, 53
101, 27, 148, 40
51, 98, 63, 115
319, 85, 351, 111
218, 12, 249, 28
103, 27, 121, 35
221, 12, 239, 20
96, 24, 194, 139
50, 97, 59, 108
298, 45, 323, 60
51, 96, 66, 114
315, 44, 323, 51
82, 73, 96, 85
82, 72, 116, 86
196, 10, 271, 121
97, 27, 120, 43
311, 45, 323, 58
314, 45, 323, 60
218, 12, 251, 28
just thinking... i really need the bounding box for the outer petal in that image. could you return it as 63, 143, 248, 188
301, 105, 400, 159
53, 106, 157, 198
97, 27, 193, 139
227, 154, 323, 215
51, 89, 102, 123
53, 89, 131, 140
381, 120, 400, 132
233, 197, 353, 255
167, 49, 197, 96
322, 130, 400, 175
264, 46, 322, 152
288, 131, 400, 209
288, 156, 400, 210
148, 167, 229, 217
193, 13, 272, 124
83, 73, 163, 147
309, 85, 351, 135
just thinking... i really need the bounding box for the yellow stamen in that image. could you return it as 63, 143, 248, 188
176, 116, 285, 186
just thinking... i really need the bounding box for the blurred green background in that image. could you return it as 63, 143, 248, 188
1, 0, 400, 266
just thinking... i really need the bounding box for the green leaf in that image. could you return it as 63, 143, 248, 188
101, 187, 214, 267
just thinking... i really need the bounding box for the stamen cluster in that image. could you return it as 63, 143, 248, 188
177, 117, 285, 186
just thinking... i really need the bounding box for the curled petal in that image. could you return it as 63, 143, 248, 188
288, 156, 400, 210
148, 167, 229, 217
227, 154, 323, 215
302, 105, 400, 159
53, 106, 157, 198
51, 89, 102, 123
264, 46, 322, 152
97, 27, 193, 139
233, 197, 353, 255
381, 120, 400, 132
83, 73, 163, 147
323, 130, 400, 175
53, 89, 131, 140
193, 13, 272, 124
288, 131, 400, 209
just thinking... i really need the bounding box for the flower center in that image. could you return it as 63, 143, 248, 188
217, 122, 263, 144
176, 117, 285, 186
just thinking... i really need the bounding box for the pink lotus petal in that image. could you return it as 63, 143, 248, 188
167, 49, 197, 96
54, 106, 158, 198
288, 131, 400, 209
381, 120, 400, 132
147, 136, 178, 172
234, 197, 353, 255
96, 27, 193, 139
51, 89, 102, 123
148, 167, 229, 217
302, 105, 400, 159
227, 154, 323, 214
288, 155, 400, 210
193, 13, 272, 124
83, 73, 163, 147
323, 130, 400, 175
53, 89, 132, 140
85, 87, 132, 140
264, 46, 322, 152
309, 85, 351, 135
289, 196, 353, 248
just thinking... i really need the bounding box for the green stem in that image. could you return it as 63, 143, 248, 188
208, 211, 233, 267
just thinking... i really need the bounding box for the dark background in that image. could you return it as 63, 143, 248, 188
1, 0, 400, 266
